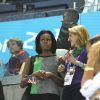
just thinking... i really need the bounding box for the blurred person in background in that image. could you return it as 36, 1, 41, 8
0, 37, 29, 100
5, 38, 29, 76
57, 8, 79, 50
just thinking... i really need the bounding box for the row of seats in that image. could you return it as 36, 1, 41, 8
0, 3, 17, 13
0, 0, 84, 22
0, 0, 68, 13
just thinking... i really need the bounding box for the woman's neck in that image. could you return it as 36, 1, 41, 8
40, 51, 53, 56
72, 45, 85, 57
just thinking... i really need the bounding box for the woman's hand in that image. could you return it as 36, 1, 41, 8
66, 53, 77, 65
32, 70, 55, 79
58, 64, 65, 72
27, 76, 37, 84
32, 70, 47, 79
45, 72, 54, 78
20, 75, 29, 88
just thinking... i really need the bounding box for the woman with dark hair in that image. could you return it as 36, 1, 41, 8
35, 30, 57, 54
20, 30, 63, 100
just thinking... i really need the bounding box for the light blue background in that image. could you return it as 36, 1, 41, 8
0, 11, 100, 75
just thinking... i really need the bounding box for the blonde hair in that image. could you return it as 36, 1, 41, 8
7, 37, 23, 49
68, 25, 90, 46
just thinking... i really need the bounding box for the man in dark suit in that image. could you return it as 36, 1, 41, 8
57, 8, 79, 50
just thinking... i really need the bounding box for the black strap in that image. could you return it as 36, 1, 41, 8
28, 56, 36, 75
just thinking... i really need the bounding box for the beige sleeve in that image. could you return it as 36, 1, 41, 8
19, 56, 31, 79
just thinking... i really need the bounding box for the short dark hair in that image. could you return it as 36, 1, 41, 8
63, 8, 79, 23
35, 30, 57, 54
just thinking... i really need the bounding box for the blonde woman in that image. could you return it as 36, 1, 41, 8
58, 25, 90, 100
80, 41, 100, 100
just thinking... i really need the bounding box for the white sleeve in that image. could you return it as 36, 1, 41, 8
80, 72, 100, 97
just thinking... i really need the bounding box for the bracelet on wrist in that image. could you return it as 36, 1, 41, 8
75, 60, 84, 68
84, 67, 94, 71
